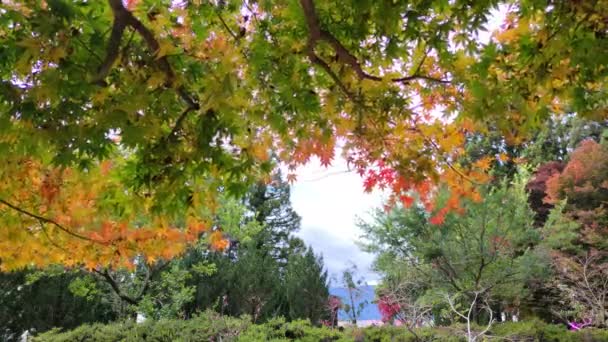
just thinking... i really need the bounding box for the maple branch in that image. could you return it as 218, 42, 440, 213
391, 74, 451, 84
423, 136, 482, 186
0, 198, 96, 243
97, 0, 199, 110
299, 0, 450, 85
95, 0, 128, 84
74, 36, 103, 64
37, 219, 70, 253
216, 11, 239, 41
168, 106, 197, 141
309, 52, 357, 101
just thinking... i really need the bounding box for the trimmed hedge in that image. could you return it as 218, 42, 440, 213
31, 311, 251, 342
489, 319, 608, 342
32, 315, 608, 342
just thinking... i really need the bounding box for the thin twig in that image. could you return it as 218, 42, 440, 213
216, 11, 238, 41
0, 198, 97, 243
38, 219, 70, 252
74, 36, 103, 63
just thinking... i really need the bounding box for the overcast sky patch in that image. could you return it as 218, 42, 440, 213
290, 155, 385, 282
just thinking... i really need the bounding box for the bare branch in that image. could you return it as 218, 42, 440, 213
93, 268, 139, 305
93, 260, 169, 306
445, 293, 469, 321
473, 299, 494, 341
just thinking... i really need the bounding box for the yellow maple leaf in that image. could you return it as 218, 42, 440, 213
453, 52, 474, 73
48, 46, 67, 63
147, 71, 167, 89
155, 39, 176, 60
92, 90, 109, 105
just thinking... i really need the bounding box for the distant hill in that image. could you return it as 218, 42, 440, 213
329, 285, 381, 321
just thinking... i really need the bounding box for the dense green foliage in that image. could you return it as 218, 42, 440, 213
1, 0, 606, 271
357, 120, 608, 339
0, 269, 116, 341
360, 175, 549, 324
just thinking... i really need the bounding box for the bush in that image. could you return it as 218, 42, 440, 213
490, 319, 608, 342
32, 310, 251, 342
32, 317, 608, 342
236, 318, 344, 341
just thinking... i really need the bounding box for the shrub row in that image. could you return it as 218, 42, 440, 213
32, 314, 608, 342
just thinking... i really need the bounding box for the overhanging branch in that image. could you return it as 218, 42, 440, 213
96, 0, 199, 110
0, 198, 97, 243
299, 0, 450, 89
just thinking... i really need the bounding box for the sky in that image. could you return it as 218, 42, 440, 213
289, 155, 385, 283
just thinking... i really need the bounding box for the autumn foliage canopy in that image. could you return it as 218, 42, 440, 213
0, 0, 606, 271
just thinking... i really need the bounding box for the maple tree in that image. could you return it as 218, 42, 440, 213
0, 0, 606, 271
540, 140, 608, 327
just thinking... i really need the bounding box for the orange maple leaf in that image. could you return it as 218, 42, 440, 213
498, 153, 509, 163
209, 230, 229, 251
473, 156, 493, 171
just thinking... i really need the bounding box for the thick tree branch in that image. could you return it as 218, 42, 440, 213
95, 0, 128, 84
97, 0, 199, 110
0, 198, 97, 243
299, 0, 450, 87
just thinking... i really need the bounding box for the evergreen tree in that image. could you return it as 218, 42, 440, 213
0, 269, 116, 341
284, 244, 329, 323
246, 172, 302, 268
184, 174, 327, 323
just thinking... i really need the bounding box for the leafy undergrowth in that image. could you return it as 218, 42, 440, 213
31, 313, 608, 342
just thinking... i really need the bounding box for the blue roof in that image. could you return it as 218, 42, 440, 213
329, 285, 381, 321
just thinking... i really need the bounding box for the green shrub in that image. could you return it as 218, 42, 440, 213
490, 319, 551, 340
490, 319, 608, 342
358, 325, 418, 342
236, 317, 343, 341
32, 317, 608, 342
32, 310, 251, 342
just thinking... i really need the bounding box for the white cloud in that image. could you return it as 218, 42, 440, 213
289, 156, 385, 282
